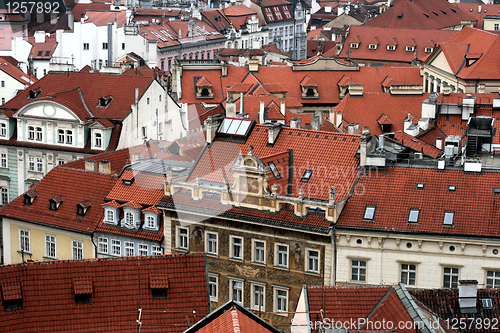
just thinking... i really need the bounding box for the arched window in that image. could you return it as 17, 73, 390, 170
58, 129, 64, 143
306, 88, 315, 97
201, 88, 210, 97
146, 215, 156, 229
106, 209, 114, 222
95, 133, 102, 147
66, 130, 73, 144
125, 212, 134, 226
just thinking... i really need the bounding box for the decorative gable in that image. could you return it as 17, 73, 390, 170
119, 201, 142, 229
102, 200, 121, 225
368, 37, 380, 50
195, 77, 214, 99
387, 38, 398, 51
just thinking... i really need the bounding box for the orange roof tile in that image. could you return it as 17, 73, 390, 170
0, 254, 209, 332
196, 77, 213, 87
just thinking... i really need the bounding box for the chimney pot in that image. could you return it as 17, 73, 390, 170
99, 160, 111, 174
85, 160, 98, 172
436, 137, 443, 150
336, 110, 343, 128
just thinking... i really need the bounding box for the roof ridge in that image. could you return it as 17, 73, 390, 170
230, 306, 241, 333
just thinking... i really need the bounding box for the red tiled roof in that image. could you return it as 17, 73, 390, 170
0, 254, 209, 332
0, 168, 118, 234
188, 103, 225, 131
338, 26, 458, 63
72, 3, 111, 20
338, 166, 500, 237
416, 125, 446, 147
0, 58, 37, 86
362, 0, 476, 30
437, 114, 467, 137
437, 27, 500, 80
103, 200, 121, 208
1, 71, 153, 120
187, 124, 360, 201
28, 34, 57, 60
108, 170, 165, 206
377, 114, 393, 125
2, 283, 21, 300
300, 75, 318, 87
455, 3, 500, 30
196, 77, 213, 87
335, 93, 425, 136
84, 10, 127, 27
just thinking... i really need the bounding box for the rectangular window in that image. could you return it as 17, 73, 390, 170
66, 130, 73, 144
363, 206, 376, 220
495, 24, 499, 31
142, 126, 147, 138
307, 250, 319, 273
124, 241, 135, 256
252, 284, 265, 310
207, 232, 217, 256
138, 244, 148, 256
300, 170, 313, 182
178, 227, 188, 250
57, 129, 64, 143
72, 240, 83, 259
45, 234, 56, 258
273, 7, 283, 20
351, 260, 366, 282
208, 275, 218, 301
36, 127, 42, 141
1, 97, 4, 104
0, 123, 6, 136
408, 209, 419, 223
1, 152, 7, 168
276, 244, 288, 268
231, 236, 243, 260
443, 211, 454, 225
1, 187, 8, 205
265, 7, 274, 21
145, 215, 156, 229
102, 42, 108, 50
19, 228, 30, 253
28, 126, 34, 140
36, 157, 43, 173
95, 133, 102, 147
98, 237, 108, 254
401, 264, 416, 286
486, 271, 500, 288
283, 6, 292, 19
268, 162, 281, 179
0, 80, 4, 87
122, 42, 125, 50
83, 43, 89, 50
253, 240, 265, 264
111, 239, 121, 256
369, 44, 377, 50
152, 245, 162, 255
443, 267, 459, 288
275, 288, 288, 313
231, 280, 243, 304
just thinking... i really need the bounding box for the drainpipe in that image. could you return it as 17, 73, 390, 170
333, 226, 337, 285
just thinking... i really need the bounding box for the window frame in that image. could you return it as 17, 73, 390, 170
443, 267, 459, 288
250, 282, 266, 311
28, 126, 34, 140
230, 278, 244, 304
230, 236, 243, 260
138, 243, 148, 256
0, 123, 6, 137
124, 241, 135, 256
351, 260, 367, 282
111, 239, 121, 256
177, 226, 189, 250
95, 132, 102, 148
145, 214, 156, 229
443, 211, 454, 225
57, 129, 64, 143
306, 248, 320, 274
400, 263, 417, 286
105, 208, 115, 224
408, 208, 420, 223
124, 211, 134, 227
35, 127, 42, 141
98, 237, 108, 254
486, 270, 500, 288
300, 170, 313, 182
274, 286, 289, 315
152, 245, 162, 255
208, 273, 218, 302
252, 239, 266, 264
1, 187, 8, 205
1, 151, 7, 168
206, 231, 218, 256
45, 233, 56, 259
363, 206, 376, 220
275, 243, 289, 268
19, 228, 30, 253
72, 239, 83, 259
65, 130, 73, 144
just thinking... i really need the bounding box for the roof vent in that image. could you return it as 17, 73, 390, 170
458, 280, 478, 313
28, 88, 41, 99
49, 195, 64, 211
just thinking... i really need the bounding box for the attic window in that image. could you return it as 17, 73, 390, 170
443, 211, 454, 226
363, 206, 376, 220
76, 201, 91, 217
448, 185, 456, 192
268, 161, 281, 179
99, 95, 112, 107
300, 170, 313, 182
493, 188, 500, 194
122, 178, 134, 186
482, 298, 493, 309
406, 46, 415, 52
408, 209, 419, 223
387, 45, 396, 51
28, 88, 41, 99
2, 283, 22, 311
350, 43, 359, 49
74, 277, 92, 305
369, 44, 377, 50
416, 183, 424, 190
151, 273, 168, 300
49, 195, 64, 211
425, 47, 433, 53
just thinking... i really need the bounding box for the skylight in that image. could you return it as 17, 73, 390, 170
363, 206, 376, 220
408, 209, 419, 223
443, 211, 454, 225
493, 188, 500, 194
482, 298, 493, 309
217, 118, 253, 136
448, 185, 456, 192
268, 161, 281, 179
416, 183, 424, 190
300, 170, 313, 182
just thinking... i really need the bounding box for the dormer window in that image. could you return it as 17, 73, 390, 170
406, 46, 415, 52
387, 45, 396, 51
73, 277, 92, 305
301, 170, 313, 182
125, 212, 134, 226
195, 77, 214, 99
350, 43, 359, 49
425, 47, 433, 53
300, 76, 319, 99
98, 95, 112, 108
49, 195, 64, 211
2, 282, 23, 311
0, 123, 6, 137
23, 190, 38, 206
369, 44, 377, 50
120, 202, 142, 229
76, 201, 91, 217
106, 209, 115, 222
28, 88, 41, 99
142, 206, 161, 231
